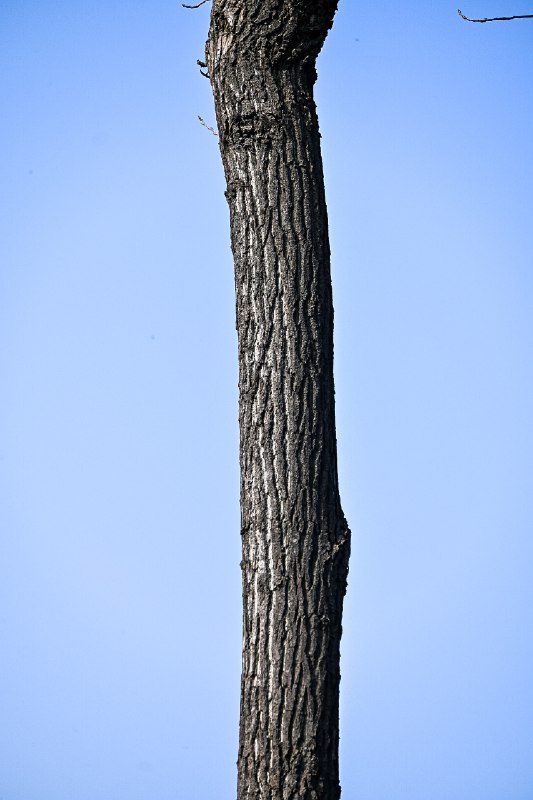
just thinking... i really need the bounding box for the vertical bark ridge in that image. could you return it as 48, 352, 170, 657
206, 3, 350, 798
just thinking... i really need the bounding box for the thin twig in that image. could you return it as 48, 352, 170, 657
458, 8, 533, 22
182, 0, 210, 8
198, 116, 218, 136
196, 59, 210, 78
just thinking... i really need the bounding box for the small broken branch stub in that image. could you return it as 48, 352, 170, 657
198, 116, 218, 136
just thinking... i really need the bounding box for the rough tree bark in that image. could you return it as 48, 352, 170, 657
204, 2, 350, 797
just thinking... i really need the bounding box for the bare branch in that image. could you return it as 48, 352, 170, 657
458, 8, 533, 22
182, 0, 210, 8
198, 116, 218, 136
196, 59, 210, 78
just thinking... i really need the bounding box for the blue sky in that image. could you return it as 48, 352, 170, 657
1, 2, 532, 798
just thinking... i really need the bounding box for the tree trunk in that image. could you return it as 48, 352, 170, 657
205, 3, 350, 798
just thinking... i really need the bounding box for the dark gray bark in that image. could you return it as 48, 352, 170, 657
205, 3, 350, 797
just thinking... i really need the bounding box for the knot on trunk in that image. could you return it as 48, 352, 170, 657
225, 109, 284, 147
215, 62, 318, 149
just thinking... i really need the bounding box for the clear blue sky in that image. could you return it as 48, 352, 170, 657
1, 2, 532, 798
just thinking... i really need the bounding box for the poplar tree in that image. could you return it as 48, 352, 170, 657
201, 2, 350, 796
